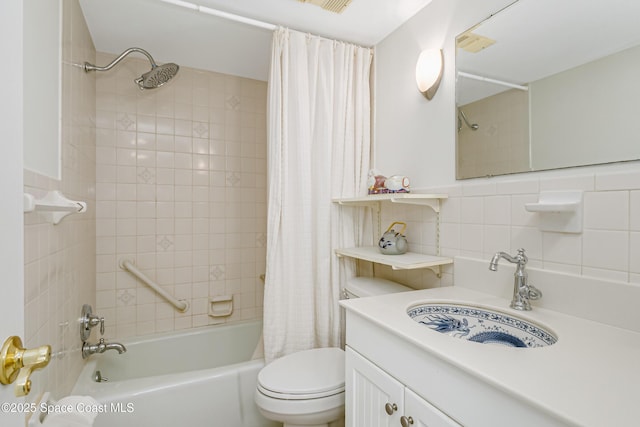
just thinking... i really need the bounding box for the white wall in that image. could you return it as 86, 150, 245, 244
375, 0, 515, 187
375, 0, 640, 188
373, 0, 640, 286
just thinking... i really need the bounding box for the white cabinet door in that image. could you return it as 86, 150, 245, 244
346, 347, 462, 427
403, 388, 461, 427
346, 347, 404, 427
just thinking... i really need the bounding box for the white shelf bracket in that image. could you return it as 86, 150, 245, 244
391, 263, 443, 278
429, 265, 443, 279
390, 197, 441, 212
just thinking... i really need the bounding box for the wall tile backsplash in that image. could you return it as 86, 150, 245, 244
23, 0, 96, 398
94, 52, 267, 340
377, 167, 640, 290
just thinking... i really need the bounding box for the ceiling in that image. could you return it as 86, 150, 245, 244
79, 0, 434, 81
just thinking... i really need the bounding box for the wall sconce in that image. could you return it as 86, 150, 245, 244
415, 49, 444, 100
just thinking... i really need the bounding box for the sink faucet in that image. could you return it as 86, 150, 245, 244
489, 248, 542, 311
82, 338, 127, 359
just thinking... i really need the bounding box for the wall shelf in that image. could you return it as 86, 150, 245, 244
333, 193, 448, 213
333, 193, 450, 278
336, 246, 453, 276
336, 246, 453, 270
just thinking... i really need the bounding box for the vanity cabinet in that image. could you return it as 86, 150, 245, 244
342, 297, 571, 427
346, 347, 461, 427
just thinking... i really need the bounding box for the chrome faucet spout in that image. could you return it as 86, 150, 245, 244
82, 338, 127, 359
490, 251, 525, 271
488, 248, 540, 311
104, 342, 127, 354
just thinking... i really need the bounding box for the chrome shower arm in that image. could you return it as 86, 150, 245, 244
82, 46, 179, 90
84, 47, 157, 72
458, 108, 479, 131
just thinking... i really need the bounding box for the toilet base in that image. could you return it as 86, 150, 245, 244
256, 400, 344, 427
284, 424, 326, 427
255, 386, 345, 427
283, 418, 344, 427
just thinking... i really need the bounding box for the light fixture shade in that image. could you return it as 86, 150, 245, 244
415, 49, 444, 100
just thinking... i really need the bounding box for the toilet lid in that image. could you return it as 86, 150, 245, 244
258, 347, 345, 400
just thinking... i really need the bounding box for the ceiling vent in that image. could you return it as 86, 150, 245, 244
457, 32, 496, 53
298, 0, 353, 14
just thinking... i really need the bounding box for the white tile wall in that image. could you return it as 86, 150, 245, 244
23, 0, 96, 399
94, 52, 267, 340
375, 166, 640, 290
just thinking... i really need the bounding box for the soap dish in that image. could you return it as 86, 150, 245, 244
208, 295, 233, 318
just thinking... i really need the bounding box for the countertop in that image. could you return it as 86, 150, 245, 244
340, 286, 640, 426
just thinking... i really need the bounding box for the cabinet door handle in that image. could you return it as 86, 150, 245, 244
385, 402, 398, 415
400, 415, 414, 427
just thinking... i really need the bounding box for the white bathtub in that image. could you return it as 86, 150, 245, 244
72, 321, 278, 427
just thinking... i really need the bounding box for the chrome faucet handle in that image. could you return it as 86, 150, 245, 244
86, 314, 105, 336
80, 304, 105, 340
527, 282, 542, 300
516, 248, 527, 261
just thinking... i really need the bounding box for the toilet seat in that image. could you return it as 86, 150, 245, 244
257, 347, 345, 400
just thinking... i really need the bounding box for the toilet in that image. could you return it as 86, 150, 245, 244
255, 277, 412, 427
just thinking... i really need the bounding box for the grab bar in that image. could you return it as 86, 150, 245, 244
119, 259, 189, 312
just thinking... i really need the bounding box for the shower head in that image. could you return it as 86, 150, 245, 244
84, 47, 179, 90
135, 63, 180, 89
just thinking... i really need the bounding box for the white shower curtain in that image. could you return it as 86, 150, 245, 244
263, 28, 373, 363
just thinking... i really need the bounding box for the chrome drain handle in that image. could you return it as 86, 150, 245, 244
94, 370, 108, 382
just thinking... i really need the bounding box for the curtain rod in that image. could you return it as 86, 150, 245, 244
158, 0, 277, 31
458, 71, 529, 92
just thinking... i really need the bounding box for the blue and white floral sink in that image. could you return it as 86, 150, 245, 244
407, 303, 557, 348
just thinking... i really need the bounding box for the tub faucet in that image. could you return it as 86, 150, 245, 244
82, 338, 127, 359
489, 248, 542, 311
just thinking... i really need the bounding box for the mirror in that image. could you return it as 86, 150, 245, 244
23, 0, 62, 180
455, 0, 640, 179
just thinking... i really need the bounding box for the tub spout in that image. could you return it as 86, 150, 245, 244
104, 342, 127, 354
82, 338, 127, 359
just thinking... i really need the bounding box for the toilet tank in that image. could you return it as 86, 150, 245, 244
344, 277, 413, 299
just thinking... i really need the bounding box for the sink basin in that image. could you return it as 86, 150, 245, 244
407, 303, 557, 348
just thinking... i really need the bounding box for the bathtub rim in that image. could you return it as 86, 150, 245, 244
102, 319, 263, 348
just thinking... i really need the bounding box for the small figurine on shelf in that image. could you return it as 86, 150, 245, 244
385, 175, 410, 193
367, 169, 410, 194
367, 169, 387, 194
